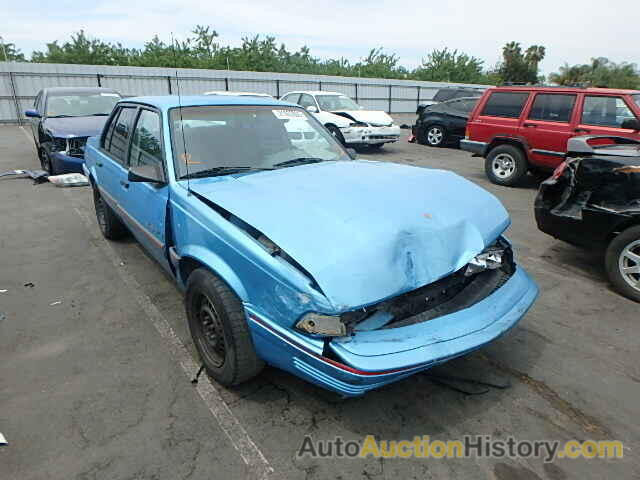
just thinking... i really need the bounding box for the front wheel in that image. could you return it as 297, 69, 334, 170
485, 145, 528, 186
40, 149, 55, 175
605, 225, 640, 302
326, 125, 345, 145
185, 269, 264, 386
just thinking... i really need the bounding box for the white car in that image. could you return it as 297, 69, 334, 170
279, 91, 401, 149
204, 91, 273, 98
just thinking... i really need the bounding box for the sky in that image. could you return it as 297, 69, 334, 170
3, 0, 639, 75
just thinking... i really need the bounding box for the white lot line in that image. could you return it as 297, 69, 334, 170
64, 189, 274, 480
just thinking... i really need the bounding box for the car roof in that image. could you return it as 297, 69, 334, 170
121, 95, 295, 111
44, 87, 120, 95
283, 91, 345, 96
204, 91, 273, 97
492, 86, 640, 95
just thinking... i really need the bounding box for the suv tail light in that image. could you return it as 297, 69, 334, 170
550, 161, 568, 181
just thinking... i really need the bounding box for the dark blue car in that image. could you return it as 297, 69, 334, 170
84, 95, 538, 396
24, 87, 121, 174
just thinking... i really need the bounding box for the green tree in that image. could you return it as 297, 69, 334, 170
550, 57, 640, 89
0, 40, 26, 61
414, 48, 485, 83
497, 42, 546, 84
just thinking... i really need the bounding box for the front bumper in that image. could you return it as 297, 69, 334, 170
50, 151, 85, 174
460, 139, 488, 156
341, 124, 401, 145
247, 266, 538, 396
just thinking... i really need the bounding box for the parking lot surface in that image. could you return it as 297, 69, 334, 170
1, 120, 638, 480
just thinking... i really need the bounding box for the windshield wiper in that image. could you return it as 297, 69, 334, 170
181, 166, 272, 179
47, 115, 74, 118
272, 157, 325, 168
89, 113, 110, 116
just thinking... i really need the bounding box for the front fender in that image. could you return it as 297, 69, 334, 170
178, 244, 249, 301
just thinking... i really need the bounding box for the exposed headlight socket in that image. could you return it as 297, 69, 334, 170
296, 313, 347, 337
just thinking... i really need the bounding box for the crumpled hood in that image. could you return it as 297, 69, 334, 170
189, 161, 509, 309
43, 116, 109, 138
331, 110, 394, 126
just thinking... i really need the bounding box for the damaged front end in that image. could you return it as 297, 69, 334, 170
535, 136, 640, 249
297, 237, 515, 337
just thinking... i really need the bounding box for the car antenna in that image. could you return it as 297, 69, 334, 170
172, 32, 191, 195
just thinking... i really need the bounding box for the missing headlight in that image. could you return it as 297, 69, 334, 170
465, 238, 513, 277
295, 313, 346, 337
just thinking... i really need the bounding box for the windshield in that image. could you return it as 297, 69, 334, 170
634, 94, 640, 109
46, 93, 121, 117
316, 95, 362, 111
170, 106, 350, 179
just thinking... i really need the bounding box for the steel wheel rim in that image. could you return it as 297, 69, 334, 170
95, 196, 107, 232
618, 239, 640, 292
492, 153, 516, 178
196, 295, 226, 368
427, 127, 443, 145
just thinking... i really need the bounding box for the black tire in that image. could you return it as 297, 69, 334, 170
368, 143, 384, 150
485, 144, 528, 186
40, 149, 56, 175
186, 268, 264, 386
326, 125, 345, 145
605, 225, 640, 303
93, 186, 127, 240
418, 124, 447, 147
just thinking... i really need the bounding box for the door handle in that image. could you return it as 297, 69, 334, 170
523, 123, 537, 128
120, 180, 129, 189
574, 128, 590, 134
96, 162, 103, 167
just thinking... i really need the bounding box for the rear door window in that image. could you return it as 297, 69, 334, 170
481, 92, 530, 118
106, 106, 137, 164
581, 96, 637, 128
298, 94, 317, 109
528, 94, 576, 123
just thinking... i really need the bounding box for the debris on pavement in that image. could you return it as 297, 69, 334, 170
0, 289, 7, 293
0, 169, 49, 184
47, 173, 90, 188
24, 282, 34, 288
49, 301, 62, 306
0, 432, 7, 445
0, 313, 6, 322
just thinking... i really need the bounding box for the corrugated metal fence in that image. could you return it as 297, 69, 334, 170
0, 62, 489, 123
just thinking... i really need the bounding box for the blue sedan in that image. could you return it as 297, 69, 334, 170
83, 95, 538, 396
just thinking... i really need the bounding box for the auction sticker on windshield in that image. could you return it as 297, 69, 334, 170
273, 109, 307, 120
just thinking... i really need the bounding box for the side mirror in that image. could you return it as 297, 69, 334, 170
621, 118, 640, 131
25, 109, 41, 118
346, 148, 357, 160
128, 164, 166, 184
306, 105, 318, 113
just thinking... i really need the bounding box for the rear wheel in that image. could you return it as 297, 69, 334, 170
186, 269, 264, 386
485, 145, 528, 186
419, 125, 447, 147
93, 187, 127, 240
605, 225, 640, 302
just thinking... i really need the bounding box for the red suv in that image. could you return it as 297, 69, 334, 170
461, 86, 640, 186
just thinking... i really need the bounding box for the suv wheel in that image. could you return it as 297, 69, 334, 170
485, 145, 528, 186
605, 225, 640, 302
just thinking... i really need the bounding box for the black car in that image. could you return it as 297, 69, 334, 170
535, 135, 640, 302
24, 87, 122, 174
413, 96, 479, 147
